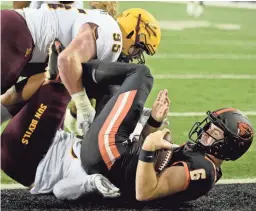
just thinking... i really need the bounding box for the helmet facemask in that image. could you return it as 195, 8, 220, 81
188, 110, 253, 161
188, 115, 226, 157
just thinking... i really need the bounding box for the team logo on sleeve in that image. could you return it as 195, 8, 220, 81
25, 48, 32, 57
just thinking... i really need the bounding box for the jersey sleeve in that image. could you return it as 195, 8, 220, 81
172, 155, 217, 200
95, 27, 122, 62
72, 11, 122, 62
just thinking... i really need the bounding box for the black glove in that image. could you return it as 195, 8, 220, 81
45, 38, 65, 82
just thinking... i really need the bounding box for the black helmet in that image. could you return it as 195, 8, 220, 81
188, 108, 254, 161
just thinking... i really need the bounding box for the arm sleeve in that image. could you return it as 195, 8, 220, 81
72, 13, 122, 62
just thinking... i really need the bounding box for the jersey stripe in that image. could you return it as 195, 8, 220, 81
205, 156, 217, 183
215, 108, 236, 115
98, 90, 137, 169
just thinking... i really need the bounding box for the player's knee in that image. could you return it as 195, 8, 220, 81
137, 65, 154, 89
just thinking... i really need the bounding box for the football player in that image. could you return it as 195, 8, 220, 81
1, 59, 155, 200
79, 87, 254, 201
136, 109, 254, 201
1, 5, 161, 134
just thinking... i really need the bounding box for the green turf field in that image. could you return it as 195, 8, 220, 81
1, 1, 256, 184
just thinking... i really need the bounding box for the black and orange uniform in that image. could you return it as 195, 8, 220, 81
80, 61, 153, 188
168, 142, 222, 202
99, 141, 222, 201
1, 60, 153, 187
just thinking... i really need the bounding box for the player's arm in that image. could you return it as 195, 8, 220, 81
58, 23, 97, 135
141, 89, 170, 140
58, 23, 97, 95
1, 73, 45, 106
13, 1, 30, 9
136, 129, 188, 201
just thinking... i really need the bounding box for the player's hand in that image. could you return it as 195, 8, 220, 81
90, 174, 121, 198
142, 128, 172, 151
151, 89, 170, 123
45, 38, 65, 82
77, 108, 96, 136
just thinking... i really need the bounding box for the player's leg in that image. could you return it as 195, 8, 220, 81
1, 10, 34, 94
1, 83, 70, 186
80, 62, 153, 177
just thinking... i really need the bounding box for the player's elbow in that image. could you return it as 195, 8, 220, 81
137, 65, 154, 92
136, 190, 153, 201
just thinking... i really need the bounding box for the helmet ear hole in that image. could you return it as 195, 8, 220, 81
126, 31, 134, 39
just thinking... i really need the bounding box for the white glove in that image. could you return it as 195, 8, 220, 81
76, 108, 95, 136
72, 89, 96, 137
89, 174, 121, 198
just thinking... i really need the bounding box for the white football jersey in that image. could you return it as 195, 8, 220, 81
30, 130, 87, 194
19, 4, 122, 63
30, 110, 152, 199
29, 1, 84, 9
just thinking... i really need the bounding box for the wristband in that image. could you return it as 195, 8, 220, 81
139, 150, 155, 163
147, 115, 162, 128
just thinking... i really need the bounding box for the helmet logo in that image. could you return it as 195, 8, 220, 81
148, 22, 158, 29
237, 121, 253, 140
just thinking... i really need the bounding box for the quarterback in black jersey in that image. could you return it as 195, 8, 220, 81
135, 108, 254, 202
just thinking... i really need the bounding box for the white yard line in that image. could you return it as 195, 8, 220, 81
150, 54, 256, 60
168, 112, 256, 117
154, 74, 256, 80
216, 178, 256, 185
162, 40, 256, 47
162, 1, 256, 10
1, 178, 256, 190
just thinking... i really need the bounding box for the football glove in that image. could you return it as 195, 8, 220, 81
89, 174, 121, 198
45, 38, 65, 82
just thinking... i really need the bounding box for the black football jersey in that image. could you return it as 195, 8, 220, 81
167, 142, 222, 202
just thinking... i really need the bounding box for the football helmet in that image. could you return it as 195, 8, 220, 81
189, 108, 254, 161
117, 8, 161, 64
